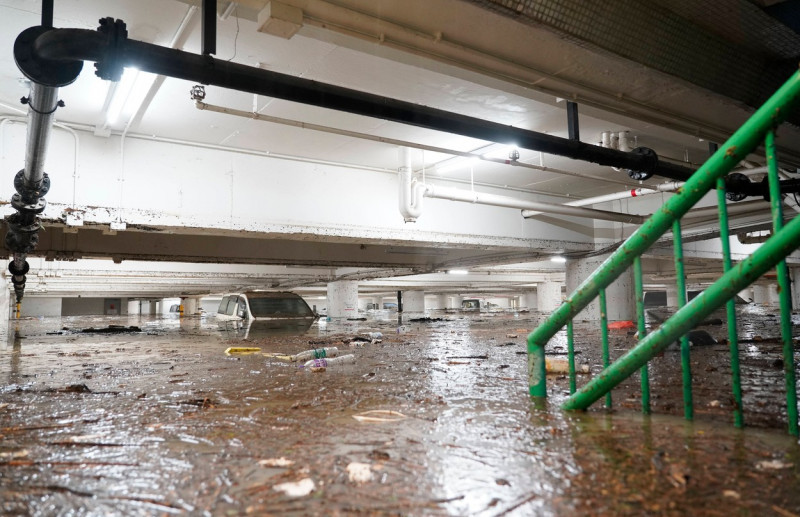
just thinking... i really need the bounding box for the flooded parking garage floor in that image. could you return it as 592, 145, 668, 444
0, 308, 799, 516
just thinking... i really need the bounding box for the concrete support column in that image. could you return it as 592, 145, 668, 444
767, 284, 780, 306
791, 269, 800, 309
566, 255, 635, 321
402, 291, 425, 312
522, 291, 537, 311
184, 297, 199, 315
665, 284, 680, 308
127, 300, 140, 315
753, 284, 770, 305
536, 282, 563, 313
327, 280, 359, 318
0, 276, 9, 339
148, 300, 158, 315
435, 295, 448, 310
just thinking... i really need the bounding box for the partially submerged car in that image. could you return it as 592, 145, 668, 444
216, 291, 317, 322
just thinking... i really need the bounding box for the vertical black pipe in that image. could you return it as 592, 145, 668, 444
567, 101, 580, 141
397, 290, 403, 313
201, 0, 216, 56
41, 0, 54, 28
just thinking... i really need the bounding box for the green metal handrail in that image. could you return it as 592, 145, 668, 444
528, 67, 800, 435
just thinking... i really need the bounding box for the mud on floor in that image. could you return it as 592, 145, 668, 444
0, 310, 798, 516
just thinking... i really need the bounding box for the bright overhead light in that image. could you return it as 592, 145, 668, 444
482, 143, 519, 160
106, 68, 157, 126
550, 256, 567, 263
448, 269, 469, 275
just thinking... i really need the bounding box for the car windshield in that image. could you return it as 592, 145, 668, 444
248, 296, 315, 318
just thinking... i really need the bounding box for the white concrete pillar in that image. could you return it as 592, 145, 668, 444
435, 294, 448, 310
665, 284, 680, 308
767, 284, 780, 306
184, 297, 199, 315
148, 300, 158, 315
0, 277, 9, 339
402, 291, 425, 312
753, 284, 770, 305
536, 282, 562, 313
791, 269, 800, 309
522, 291, 537, 311
327, 280, 359, 318
566, 255, 635, 321
127, 300, 140, 315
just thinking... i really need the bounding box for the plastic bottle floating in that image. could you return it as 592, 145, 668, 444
290, 347, 339, 362
302, 354, 356, 370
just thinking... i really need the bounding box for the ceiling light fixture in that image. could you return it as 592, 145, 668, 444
448, 269, 469, 275
105, 68, 157, 126
550, 256, 567, 263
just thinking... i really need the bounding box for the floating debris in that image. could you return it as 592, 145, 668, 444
409, 317, 444, 322
346, 462, 373, 484
79, 325, 142, 334
352, 410, 407, 423
224, 347, 262, 355
272, 478, 315, 497
258, 457, 294, 467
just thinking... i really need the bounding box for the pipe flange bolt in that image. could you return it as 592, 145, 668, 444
94, 17, 128, 81
14, 26, 83, 87
11, 194, 47, 215
14, 170, 50, 199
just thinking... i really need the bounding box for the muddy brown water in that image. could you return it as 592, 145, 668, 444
0, 308, 798, 516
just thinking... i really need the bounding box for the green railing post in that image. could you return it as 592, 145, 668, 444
599, 289, 612, 408
528, 337, 547, 398
673, 220, 693, 420
567, 320, 576, 395
562, 214, 800, 411
529, 70, 800, 396
766, 130, 799, 436
633, 256, 651, 414
716, 176, 744, 428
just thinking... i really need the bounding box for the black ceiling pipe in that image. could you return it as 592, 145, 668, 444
17, 20, 799, 198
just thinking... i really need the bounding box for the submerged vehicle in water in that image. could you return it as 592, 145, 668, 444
216, 291, 317, 322
216, 291, 318, 338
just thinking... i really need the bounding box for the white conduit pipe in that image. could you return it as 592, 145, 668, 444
521, 181, 683, 218
422, 183, 646, 224
395, 147, 645, 224
398, 147, 425, 222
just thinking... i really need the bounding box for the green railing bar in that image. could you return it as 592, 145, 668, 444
766, 130, 799, 436
716, 177, 744, 428
527, 68, 800, 396
633, 256, 651, 414
562, 213, 800, 410
599, 289, 612, 408
673, 219, 693, 420
567, 320, 576, 395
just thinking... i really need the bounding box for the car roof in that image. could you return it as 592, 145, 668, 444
226, 291, 305, 299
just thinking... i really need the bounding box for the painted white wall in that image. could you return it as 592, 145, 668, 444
402, 291, 425, 312
62, 297, 106, 316
200, 297, 222, 314
20, 297, 62, 317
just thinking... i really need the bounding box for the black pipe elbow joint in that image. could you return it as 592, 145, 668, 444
14, 26, 82, 87
625, 147, 658, 181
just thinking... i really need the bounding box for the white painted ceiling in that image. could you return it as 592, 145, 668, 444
0, 0, 724, 198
